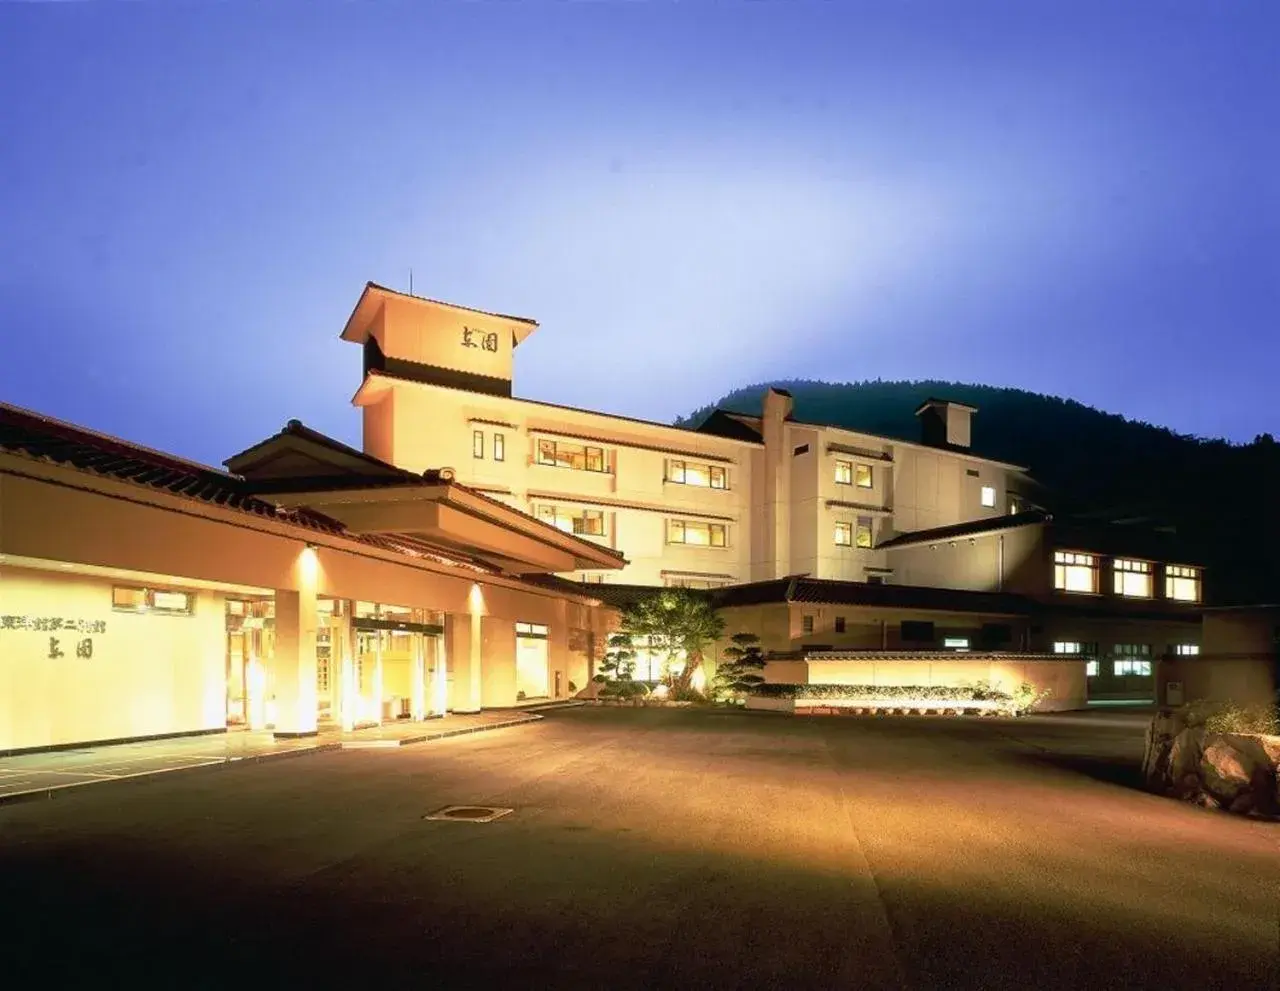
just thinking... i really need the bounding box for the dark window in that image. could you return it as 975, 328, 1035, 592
802, 615, 815, 634
901, 620, 934, 643
979, 623, 1012, 648
834, 616, 846, 634
793, 444, 810, 456
867, 575, 885, 585
966, 469, 980, 478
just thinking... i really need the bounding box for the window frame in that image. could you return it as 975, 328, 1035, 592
534, 504, 607, 538
536, 439, 609, 473
1113, 558, 1154, 599
472, 430, 485, 459
1053, 550, 1099, 594
834, 459, 853, 485
834, 522, 853, 546
980, 485, 996, 508
666, 519, 728, 548
1165, 564, 1201, 602
493, 432, 505, 462
855, 516, 874, 549
112, 585, 195, 617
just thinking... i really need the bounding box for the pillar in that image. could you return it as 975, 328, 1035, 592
273, 587, 319, 737
410, 634, 426, 721
447, 583, 485, 713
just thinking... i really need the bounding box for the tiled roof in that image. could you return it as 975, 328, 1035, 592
0, 403, 494, 574
0, 401, 347, 533
876, 511, 1049, 550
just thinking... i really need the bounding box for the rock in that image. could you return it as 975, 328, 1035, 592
1167, 727, 1205, 786
1200, 739, 1255, 804
1228, 792, 1256, 816
1143, 709, 1185, 786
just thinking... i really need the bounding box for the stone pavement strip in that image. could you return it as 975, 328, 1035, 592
0, 710, 545, 805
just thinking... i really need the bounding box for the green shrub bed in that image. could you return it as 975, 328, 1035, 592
752, 681, 1050, 715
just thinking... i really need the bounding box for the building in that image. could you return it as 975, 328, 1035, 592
339, 282, 1207, 702
0, 403, 623, 754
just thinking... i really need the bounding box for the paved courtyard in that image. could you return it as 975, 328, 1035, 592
1, 707, 1276, 989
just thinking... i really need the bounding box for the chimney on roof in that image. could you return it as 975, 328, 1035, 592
914, 398, 976, 450
763, 386, 793, 425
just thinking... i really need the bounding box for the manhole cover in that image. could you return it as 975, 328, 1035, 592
423, 805, 513, 823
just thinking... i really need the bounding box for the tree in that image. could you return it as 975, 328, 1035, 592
712, 632, 766, 702
591, 631, 648, 701
622, 588, 725, 697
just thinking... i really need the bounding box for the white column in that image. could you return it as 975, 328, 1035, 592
431, 635, 449, 716
410, 634, 426, 721
373, 632, 385, 724
336, 606, 356, 732
273, 587, 319, 737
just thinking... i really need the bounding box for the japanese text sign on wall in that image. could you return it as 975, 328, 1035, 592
0, 616, 106, 660
461, 327, 499, 352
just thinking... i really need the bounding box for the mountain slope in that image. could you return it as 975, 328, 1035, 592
678, 379, 1280, 605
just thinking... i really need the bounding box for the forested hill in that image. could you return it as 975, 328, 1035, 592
676, 379, 1280, 606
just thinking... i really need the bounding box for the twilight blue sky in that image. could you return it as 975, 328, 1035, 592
2, 2, 1277, 466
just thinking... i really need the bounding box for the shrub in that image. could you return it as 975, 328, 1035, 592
751, 681, 1049, 715
668, 684, 709, 703
1202, 700, 1280, 736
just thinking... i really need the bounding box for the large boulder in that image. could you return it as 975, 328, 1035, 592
1199, 739, 1256, 805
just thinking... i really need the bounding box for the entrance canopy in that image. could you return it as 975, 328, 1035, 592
225, 420, 625, 577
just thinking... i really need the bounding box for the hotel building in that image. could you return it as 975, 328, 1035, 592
0, 282, 1216, 753
343, 283, 1206, 703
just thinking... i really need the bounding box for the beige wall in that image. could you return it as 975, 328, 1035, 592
0, 567, 226, 752
1158, 655, 1276, 708
374, 293, 517, 386
370, 378, 756, 586
889, 524, 1045, 594
890, 443, 1009, 534
0, 463, 610, 743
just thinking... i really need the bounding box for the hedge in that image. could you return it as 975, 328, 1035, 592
753, 683, 1017, 702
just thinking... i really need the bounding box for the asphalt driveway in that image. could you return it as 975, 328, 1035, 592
1, 707, 1275, 989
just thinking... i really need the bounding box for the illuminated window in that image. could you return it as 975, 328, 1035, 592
1113, 559, 1153, 598
856, 464, 873, 488
1009, 496, 1022, 515
943, 637, 970, 651
1113, 643, 1151, 676
1174, 644, 1200, 656
1086, 660, 1099, 677
1053, 641, 1083, 654
834, 616, 846, 633
472, 430, 484, 459
834, 460, 852, 485
668, 460, 727, 489
112, 586, 148, 612
980, 485, 996, 508
834, 522, 853, 546
1054, 551, 1098, 593
667, 519, 727, 547
855, 516, 874, 549
802, 615, 814, 634
1165, 565, 1201, 602
537, 439, 607, 473
516, 622, 549, 638
493, 433, 505, 462
535, 504, 605, 537
112, 586, 193, 616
